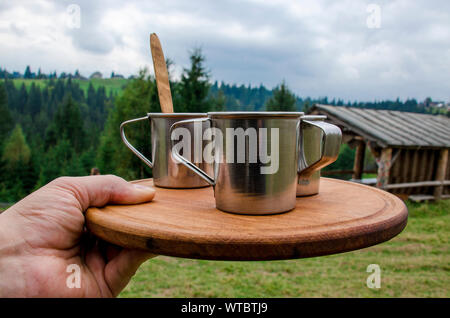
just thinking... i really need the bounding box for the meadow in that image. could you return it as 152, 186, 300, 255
11, 78, 127, 96
120, 199, 449, 298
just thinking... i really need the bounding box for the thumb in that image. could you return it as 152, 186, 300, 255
47, 175, 156, 211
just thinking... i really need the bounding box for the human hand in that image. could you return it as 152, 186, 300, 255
0, 175, 156, 297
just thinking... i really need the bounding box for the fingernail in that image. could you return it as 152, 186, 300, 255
133, 184, 154, 192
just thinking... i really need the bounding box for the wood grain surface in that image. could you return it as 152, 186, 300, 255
85, 178, 408, 261
150, 33, 173, 113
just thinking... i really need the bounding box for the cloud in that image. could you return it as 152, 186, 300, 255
0, 0, 449, 101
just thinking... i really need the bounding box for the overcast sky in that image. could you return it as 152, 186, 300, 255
0, 0, 449, 102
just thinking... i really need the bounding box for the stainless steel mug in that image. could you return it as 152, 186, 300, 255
171, 112, 305, 215
120, 113, 212, 188
297, 115, 342, 196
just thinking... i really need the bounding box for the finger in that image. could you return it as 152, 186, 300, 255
48, 175, 156, 211
104, 249, 156, 296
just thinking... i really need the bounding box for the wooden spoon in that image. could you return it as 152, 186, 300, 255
150, 33, 174, 113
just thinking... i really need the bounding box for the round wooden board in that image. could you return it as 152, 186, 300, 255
85, 178, 408, 261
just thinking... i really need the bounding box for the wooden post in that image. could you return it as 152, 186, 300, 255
376, 148, 392, 188
352, 141, 366, 180
434, 149, 449, 200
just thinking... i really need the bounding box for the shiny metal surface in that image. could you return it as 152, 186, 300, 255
121, 113, 211, 188
208, 111, 306, 118
171, 112, 304, 215
297, 115, 342, 196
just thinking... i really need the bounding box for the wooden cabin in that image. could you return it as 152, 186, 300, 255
309, 104, 450, 201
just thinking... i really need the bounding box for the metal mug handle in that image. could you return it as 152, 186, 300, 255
170, 118, 215, 185
298, 120, 342, 178
120, 116, 153, 168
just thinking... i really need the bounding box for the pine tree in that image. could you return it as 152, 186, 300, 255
37, 68, 45, 79
62, 153, 85, 176
17, 83, 28, 113
265, 81, 297, 111
52, 94, 87, 153
1, 124, 31, 167
41, 85, 49, 106
179, 48, 211, 113
24, 66, 32, 79
87, 82, 96, 109
0, 124, 37, 200
54, 79, 65, 102
0, 82, 13, 146
26, 82, 42, 117
44, 122, 58, 150
3, 78, 18, 112
79, 148, 96, 173
302, 100, 312, 113
37, 138, 72, 187
211, 89, 226, 111
96, 86, 106, 114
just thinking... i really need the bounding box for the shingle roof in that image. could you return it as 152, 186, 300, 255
311, 104, 450, 148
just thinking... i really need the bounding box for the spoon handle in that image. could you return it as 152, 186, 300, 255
150, 33, 174, 113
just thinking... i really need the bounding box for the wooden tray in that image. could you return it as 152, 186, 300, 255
85, 178, 408, 261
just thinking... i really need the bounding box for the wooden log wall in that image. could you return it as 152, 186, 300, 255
388, 148, 449, 196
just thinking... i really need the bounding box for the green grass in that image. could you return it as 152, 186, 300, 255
12, 79, 48, 90
120, 200, 450, 298
11, 78, 128, 96
74, 78, 128, 96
